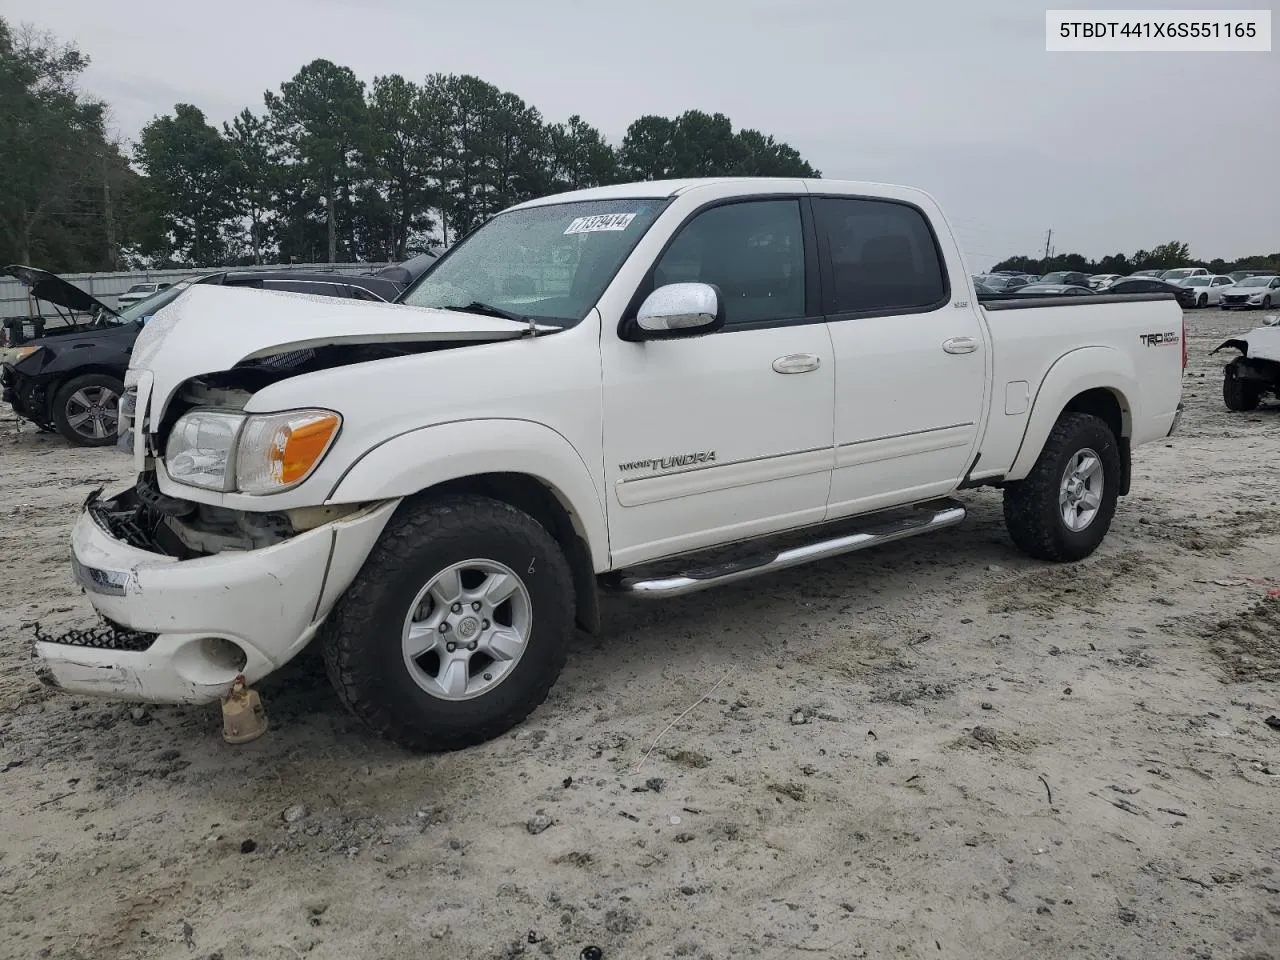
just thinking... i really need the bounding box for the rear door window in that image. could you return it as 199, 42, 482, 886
813, 197, 948, 315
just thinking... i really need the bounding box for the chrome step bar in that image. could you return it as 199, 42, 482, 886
605, 500, 966, 599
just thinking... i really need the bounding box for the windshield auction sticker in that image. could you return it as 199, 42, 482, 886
564, 213, 637, 235
1046, 9, 1271, 50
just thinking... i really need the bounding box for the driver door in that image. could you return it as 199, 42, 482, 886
599, 195, 836, 569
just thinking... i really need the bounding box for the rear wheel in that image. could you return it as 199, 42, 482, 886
321, 495, 575, 752
1003, 413, 1120, 562
52, 373, 122, 447
1223, 362, 1262, 412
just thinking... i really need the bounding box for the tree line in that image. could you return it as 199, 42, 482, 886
992, 240, 1280, 278
5, 16, 1277, 277
2, 17, 818, 271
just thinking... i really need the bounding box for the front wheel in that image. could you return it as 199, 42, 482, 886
1197, 294, 1208, 308
321, 495, 575, 752
52, 373, 123, 447
1002, 412, 1120, 562
1264, 296, 1273, 309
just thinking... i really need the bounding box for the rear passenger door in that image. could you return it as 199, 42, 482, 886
815, 195, 987, 518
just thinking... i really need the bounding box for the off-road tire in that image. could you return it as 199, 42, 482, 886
320, 495, 575, 752
52, 373, 123, 447
1223, 362, 1262, 412
1002, 412, 1120, 562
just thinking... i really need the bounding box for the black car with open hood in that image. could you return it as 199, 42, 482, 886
1, 260, 440, 447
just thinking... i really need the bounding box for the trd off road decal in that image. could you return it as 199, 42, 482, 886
618, 451, 717, 473
1139, 331, 1181, 346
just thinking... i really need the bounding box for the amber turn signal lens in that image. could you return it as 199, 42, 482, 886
276, 413, 341, 485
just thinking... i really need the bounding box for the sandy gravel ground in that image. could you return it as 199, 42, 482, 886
1, 308, 1278, 960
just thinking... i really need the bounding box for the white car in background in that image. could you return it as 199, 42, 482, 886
116, 281, 174, 309
1160, 267, 1209, 282
1176, 274, 1235, 308
1089, 274, 1122, 289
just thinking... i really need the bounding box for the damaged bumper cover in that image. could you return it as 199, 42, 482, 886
37, 484, 399, 704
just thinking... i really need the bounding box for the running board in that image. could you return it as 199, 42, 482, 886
603, 499, 967, 599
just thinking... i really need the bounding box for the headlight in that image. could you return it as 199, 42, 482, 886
165, 408, 341, 494
10, 345, 42, 365
165, 410, 244, 491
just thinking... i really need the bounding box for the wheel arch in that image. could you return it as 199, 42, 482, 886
405, 472, 602, 635
1006, 347, 1137, 486
325, 419, 609, 634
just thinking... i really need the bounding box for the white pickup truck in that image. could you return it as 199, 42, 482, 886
36, 177, 1186, 751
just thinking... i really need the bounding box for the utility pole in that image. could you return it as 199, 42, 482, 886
1042, 229, 1053, 268
102, 152, 118, 269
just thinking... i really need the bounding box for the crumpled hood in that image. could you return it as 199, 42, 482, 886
131, 284, 558, 418
1212, 324, 1280, 361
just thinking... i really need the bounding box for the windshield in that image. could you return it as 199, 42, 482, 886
1239, 276, 1275, 287
1039, 272, 1068, 283
1162, 269, 1195, 278
1182, 276, 1209, 286
124, 283, 154, 294
400, 199, 669, 324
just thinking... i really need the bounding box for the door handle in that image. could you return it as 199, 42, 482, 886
942, 337, 978, 355
772, 353, 821, 374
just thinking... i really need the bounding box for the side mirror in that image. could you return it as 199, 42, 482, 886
626, 282, 725, 341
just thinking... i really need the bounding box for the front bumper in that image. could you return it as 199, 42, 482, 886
36, 485, 399, 704
0, 362, 49, 424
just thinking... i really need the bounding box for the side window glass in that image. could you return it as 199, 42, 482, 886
652, 200, 805, 325
814, 197, 947, 314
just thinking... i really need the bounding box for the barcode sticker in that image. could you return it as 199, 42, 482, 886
564, 213, 637, 235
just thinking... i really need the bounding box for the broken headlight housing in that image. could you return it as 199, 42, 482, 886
165, 408, 342, 495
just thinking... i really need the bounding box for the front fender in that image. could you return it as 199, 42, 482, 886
1006, 346, 1138, 481
325, 418, 609, 570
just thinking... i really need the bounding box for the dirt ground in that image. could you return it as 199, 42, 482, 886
2, 308, 1279, 960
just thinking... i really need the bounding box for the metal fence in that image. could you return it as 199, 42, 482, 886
0, 262, 394, 320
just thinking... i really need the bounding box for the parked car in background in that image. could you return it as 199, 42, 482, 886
1, 259, 438, 447
1228, 270, 1275, 283
1160, 267, 1209, 282
1130, 270, 1164, 279
1035, 271, 1091, 288
117, 281, 176, 309
1089, 274, 1123, 289
1213, 325, 1280, 410
975, 274, 1030, 293
1014, 283, 1096, 297
1176, 274, 1235, 307
1220, 275, 1280, 310
1107, 277, 1197, 309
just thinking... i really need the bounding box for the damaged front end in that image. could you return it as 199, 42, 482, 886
37, 476, 400, 705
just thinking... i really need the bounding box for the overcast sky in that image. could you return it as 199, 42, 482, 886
6, 0, 1277, 269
